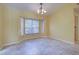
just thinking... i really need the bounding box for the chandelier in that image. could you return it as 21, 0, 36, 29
37, 3, 47, 15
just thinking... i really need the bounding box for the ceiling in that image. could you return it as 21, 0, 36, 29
5, 3, 65, 15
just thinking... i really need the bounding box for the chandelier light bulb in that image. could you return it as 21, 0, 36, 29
44, 10, 47, 13
37, 9, 40, 14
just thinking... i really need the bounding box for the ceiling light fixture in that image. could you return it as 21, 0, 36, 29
37, 3, 47, 15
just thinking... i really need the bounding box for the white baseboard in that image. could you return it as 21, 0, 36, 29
3, 41, 19, 47
0, 40, 22, 50
49, 37, 74, 45
58, 39, 74, 45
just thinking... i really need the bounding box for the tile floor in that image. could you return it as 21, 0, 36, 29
0, 38, 79, 55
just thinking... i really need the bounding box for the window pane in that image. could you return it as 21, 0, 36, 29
25, 20, 32, 27
25, 28, 32, 34
32, 20, 39, 27
33, 27, 39, 33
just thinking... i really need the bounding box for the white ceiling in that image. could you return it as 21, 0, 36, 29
5, 3, 65, 15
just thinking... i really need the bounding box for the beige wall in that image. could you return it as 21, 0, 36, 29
49, 4, 76, 44
0, 4, 4, 48
3, 6, 20, 45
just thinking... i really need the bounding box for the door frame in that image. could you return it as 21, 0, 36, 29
74, 15, 78, 44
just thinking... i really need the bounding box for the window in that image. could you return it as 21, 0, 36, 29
21, 18, 39, 34
20, 18, 44, 35
24, 19, 39, 34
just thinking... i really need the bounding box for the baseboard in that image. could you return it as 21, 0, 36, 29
58, 39, 74, 45
0, 41, 20, 50
4, 42, 19, 46
49, 37, 74, 45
